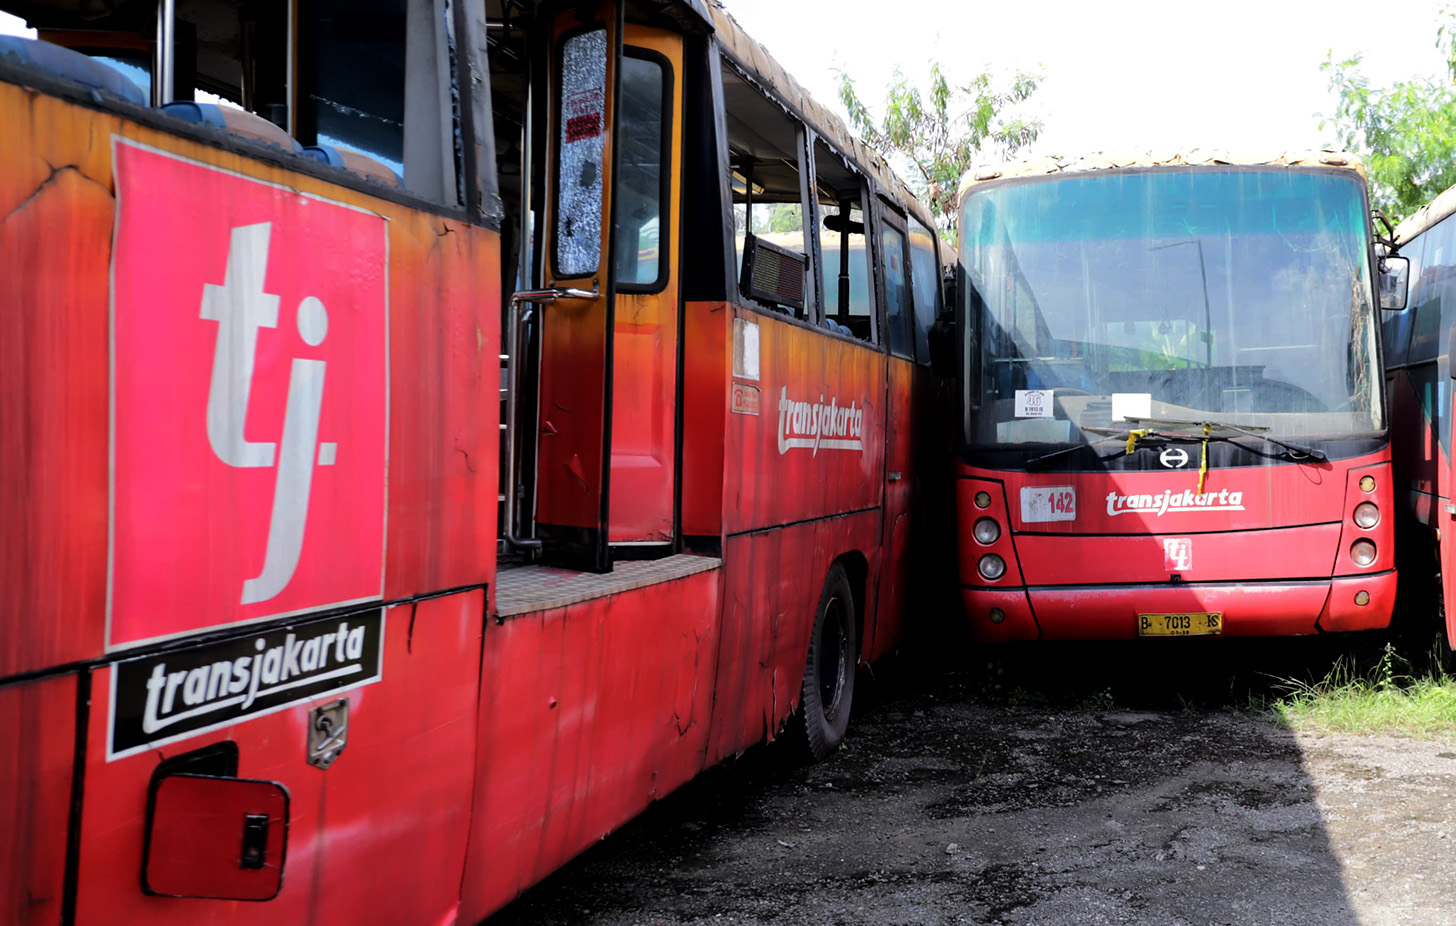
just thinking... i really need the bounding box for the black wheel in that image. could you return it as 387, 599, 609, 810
789, 563, 857, 762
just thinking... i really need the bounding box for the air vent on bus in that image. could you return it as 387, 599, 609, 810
740, 234, 805, 312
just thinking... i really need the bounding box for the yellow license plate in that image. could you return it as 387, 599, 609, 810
1138, 612, 1223, 637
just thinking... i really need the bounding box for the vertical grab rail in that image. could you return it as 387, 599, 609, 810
500, 287, 599, 552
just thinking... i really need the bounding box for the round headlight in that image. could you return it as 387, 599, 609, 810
989, 607, 1006, 624
1350, 539, 1377, 567
1354, 590, 1370, 606
973, 517, 1001, 545
974, 491, 992, 509
978, 554, 1006, 580
1359, 475, 1376, 493
1353, 502, 1379, 529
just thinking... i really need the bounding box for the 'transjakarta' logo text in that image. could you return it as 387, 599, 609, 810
777, 386, 864, 455
109, 610, 383, 758
1106, 488, 1245, 517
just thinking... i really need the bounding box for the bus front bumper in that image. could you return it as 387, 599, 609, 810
962, 571, 1396, 643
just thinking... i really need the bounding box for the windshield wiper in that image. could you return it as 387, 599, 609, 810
1024, 435, 1132, 471
1121, 416, 1327, 462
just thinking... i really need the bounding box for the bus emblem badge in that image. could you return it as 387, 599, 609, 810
1163, 538, 1193, 571
1159, 447, 1190, 468
110, 141, 388, 649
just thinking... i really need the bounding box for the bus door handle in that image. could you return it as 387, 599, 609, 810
887, 471, 902, 482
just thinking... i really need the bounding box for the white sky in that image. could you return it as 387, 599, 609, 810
722, 0, 1452, 165
5, 2, 1449, 162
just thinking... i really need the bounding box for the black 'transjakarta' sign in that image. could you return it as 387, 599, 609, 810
109, 610, 384, 759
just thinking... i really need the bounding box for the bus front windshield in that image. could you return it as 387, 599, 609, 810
960, 168, 1382, 447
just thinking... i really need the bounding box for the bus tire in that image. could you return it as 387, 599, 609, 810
790, 562, 857, 763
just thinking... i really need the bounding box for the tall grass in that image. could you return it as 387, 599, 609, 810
1270, 643, 1456, 737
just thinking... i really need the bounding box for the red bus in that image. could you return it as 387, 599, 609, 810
0, 1, 945, 923
950, 153, 1398, 642
1383, 185, 1456, 657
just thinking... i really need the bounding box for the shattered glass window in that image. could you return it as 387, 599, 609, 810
555, 28, 607, 277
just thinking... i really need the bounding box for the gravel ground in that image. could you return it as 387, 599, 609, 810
489, 635, 1456, 926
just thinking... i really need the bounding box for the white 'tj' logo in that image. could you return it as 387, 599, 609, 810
200, 223, 335, 605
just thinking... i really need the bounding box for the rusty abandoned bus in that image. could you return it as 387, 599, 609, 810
0, 0, 949, 923
951, 153, 1399, 642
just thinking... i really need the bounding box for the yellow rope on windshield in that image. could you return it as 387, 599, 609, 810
1125, 429, 1149, 455
1197, 423, 1211, 494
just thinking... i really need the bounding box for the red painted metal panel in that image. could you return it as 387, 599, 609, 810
75, 591, 482, 925
707, 512, 881, 766
380, 218, 500, 600
680, 301, 728, 540
0, 674, 76, 926
1319, 572, 1397, 633
1013, 525, 1344, 586
1025, 581, 1334, 639
867, 358, 914, 661
723, 308, 886, 533
0, 86, 112, 676
959, 588, 1039, 643
983, 451, 1390, 535
460, 569, 721, 922
609, 293, 678, 543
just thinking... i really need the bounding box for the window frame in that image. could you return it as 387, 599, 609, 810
613, 44, 674, 295
876, 199, 915, 360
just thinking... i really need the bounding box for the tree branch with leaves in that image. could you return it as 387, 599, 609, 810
838, 62, 1042, 241
1321, 5, 1456, 223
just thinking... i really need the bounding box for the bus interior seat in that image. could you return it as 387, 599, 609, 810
304, 145, 403, 189
0, 34, 147, 107
161, 101, 301, 152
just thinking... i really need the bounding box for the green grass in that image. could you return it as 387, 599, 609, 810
1269, 644, 1456, 737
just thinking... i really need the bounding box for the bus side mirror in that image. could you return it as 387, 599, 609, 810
929, 312, 956, 379
1379, 255, 1409, 311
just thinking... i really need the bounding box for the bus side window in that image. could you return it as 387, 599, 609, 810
296, 0, 461, 204
880, 217, 913, 358
907, 218, 942, 364
721, 64, 810, 319
613, 51, 669, 291
814, 139, 874, 343
1409, 229, 1450, 365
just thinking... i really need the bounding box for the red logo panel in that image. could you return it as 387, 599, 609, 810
110, 141, 388, 648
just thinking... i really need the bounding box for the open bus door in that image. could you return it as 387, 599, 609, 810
529, 1, 624, 572
521, 3, 683, 568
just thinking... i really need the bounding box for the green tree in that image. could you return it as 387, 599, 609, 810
838, 63, 1041, 241
1321, 6, 1456, 222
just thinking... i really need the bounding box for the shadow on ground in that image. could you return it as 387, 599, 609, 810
480, 618, 1452, 925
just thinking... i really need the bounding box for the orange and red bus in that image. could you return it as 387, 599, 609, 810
0, 1, 945, 923
951, 153, 1398, 642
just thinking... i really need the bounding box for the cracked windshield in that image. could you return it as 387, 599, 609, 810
961, 168, 1382, 444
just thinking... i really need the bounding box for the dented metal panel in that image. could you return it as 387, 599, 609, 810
461, 567, 722, 921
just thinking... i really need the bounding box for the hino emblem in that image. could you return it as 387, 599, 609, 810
1159, 447, 1190, 469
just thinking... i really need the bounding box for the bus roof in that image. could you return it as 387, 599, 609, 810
1393, 182, 1456, 245
957, 150, 1366, 202
705, 4, 938, 231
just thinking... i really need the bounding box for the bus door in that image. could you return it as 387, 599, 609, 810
528, 6, 683, 566
531, 2, 624, 571
871, 206, 917, 658
608, 24, 683, 549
